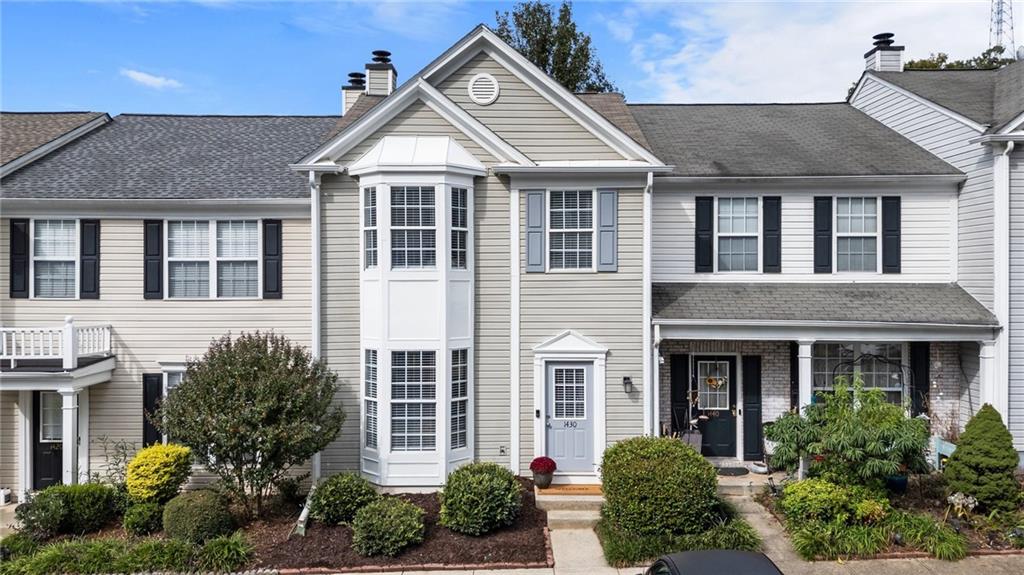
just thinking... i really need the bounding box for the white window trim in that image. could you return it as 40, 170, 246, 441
811, 342, 909, 399
362, 187, 378, 270
389, 185, 438, 270
449, 348, 470, 450
29, 218, 80, 300
38, 391, 64, 443
164, 218, 263, 300
713, 196, 762, 273
546, 189, 597, 273
450, 187, 469, 271
832, 196, 882, 274
389, 350, 439, 453
160, 363, 186, 445
363, 349, 379, 451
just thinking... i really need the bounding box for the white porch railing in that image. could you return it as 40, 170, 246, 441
0, 316, 112, 369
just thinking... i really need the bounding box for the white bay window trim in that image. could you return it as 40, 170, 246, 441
29, 219, 80, 300
164, 218, 262, 300
547, 189, 596, 272
714, 196, 761, 273
833, 196, 881, 274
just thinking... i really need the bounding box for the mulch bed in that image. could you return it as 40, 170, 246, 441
248, 478, 550, 571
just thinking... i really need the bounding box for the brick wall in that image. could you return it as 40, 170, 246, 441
929, 342, 966, 437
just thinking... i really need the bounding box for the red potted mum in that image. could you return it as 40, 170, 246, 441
530, 456, 557, 488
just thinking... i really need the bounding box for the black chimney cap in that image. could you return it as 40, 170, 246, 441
872, 32, 895, 47
371, 50, 392, 64
345, 72, 366, 89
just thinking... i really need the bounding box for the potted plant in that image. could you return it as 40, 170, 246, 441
530, 456, 556, 488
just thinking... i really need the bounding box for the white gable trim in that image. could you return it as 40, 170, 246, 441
295, 78, 532, 167
854, 74, 988, 133
422, 27, 664, 166
997, 110, 1024, 134
533, 329, 608, 355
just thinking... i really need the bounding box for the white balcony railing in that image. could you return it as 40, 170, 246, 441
0, 316, 112, 369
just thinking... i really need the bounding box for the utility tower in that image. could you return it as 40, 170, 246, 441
990, 0, 1016, 52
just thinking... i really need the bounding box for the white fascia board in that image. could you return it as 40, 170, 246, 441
654, 319, 999, 343
654, 174, 965, 190
970, 133, 1024, 144
494, 164, 675, 174
422, 27, 665, 166
296, 78, 531, 168
997, 111, 1024, 134
860, 73, 988, 133
0, 357, 116, 391
0, 114, 111, 179
0, 198, 311, 219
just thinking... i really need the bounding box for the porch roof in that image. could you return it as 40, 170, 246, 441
652, 283, 997, 327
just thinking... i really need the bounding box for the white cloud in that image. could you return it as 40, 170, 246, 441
620, 1, 994, 103
120, 68, 183, 90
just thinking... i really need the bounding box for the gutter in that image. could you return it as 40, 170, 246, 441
493, 165, 675, 175
970, 134, 1024, 144
641, 171, 653, 436
651, 318, 1001, 330
655, 174, 966, 186
309, 169, 323, 482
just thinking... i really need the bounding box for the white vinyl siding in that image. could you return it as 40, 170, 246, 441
549, 190, 594, 270
32, 219, 77, 299
717, 197, 758, 272
390, 186, 436, 268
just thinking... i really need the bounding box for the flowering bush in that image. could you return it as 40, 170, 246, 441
530, 456, 556, 475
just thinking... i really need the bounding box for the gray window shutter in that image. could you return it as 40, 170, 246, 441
694, 197, 713, 273
9, 218, 29, 298
525, 191, 545, 272
882, 196, 901, 274
596, 189, 618, 272
813, 197, 832, 273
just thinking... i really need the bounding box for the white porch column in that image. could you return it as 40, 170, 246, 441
77, 389, 90, 483
17, 391, 32, 501
59, 389, 79, 485
796, 339, 815, 480
979, 340, 1006, 418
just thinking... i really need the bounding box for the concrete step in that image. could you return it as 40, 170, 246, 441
547, 508, 601, 530
535, 493, 604, 511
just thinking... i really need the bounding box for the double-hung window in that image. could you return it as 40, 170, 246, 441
167, 220, 259, 298
33, 220, 77, 298
364, 350, 378, 449
717, 197, 758, 272
450, 349, 468, 449
363, 187, 378, 268
549, 190, 593, 270
835, 197, 878, 272
391, 186, 436, 268
390, 351, 436, 451
812, 342, 905, 403
451, 187, 468, 269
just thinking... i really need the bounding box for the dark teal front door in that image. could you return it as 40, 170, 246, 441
692, 356, 737, 457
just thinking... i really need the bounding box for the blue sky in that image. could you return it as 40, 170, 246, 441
0, 1, 1008, 116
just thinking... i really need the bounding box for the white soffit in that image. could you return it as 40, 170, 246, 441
348, 135, 487, 176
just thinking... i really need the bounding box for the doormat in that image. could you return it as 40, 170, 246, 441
716, 467, 750, 477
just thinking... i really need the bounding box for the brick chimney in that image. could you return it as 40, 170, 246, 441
365, 50, 397, 96
342, 72, 366, 115
864, 32, 904, 72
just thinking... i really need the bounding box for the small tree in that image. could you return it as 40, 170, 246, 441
944, 404, 1019, 512
156, 332, 344, 516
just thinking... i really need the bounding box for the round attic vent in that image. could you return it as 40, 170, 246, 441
467, 73, 499, 105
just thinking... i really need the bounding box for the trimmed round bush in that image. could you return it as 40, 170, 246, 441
352, 497, 425, 557
944, 404, 1020, 512
439, 462, 522, 536
163, 490, 235, 544
15, 483, 120, 538
601, 436, 718, 537
126, 443, 193, 504
309, 473, 378, 525
123, 502, 164, 536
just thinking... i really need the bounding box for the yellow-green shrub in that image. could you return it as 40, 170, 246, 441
126, 444, 192, 504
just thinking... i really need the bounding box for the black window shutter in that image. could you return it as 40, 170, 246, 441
789, 341, 799, 410
742, 355, 764, 461
762, 196, 781, 273
813, 197, 832, 273
882, 196, 901, 274
695, 196, 714, 273
80, 219, 100, 299
909, 342, 930, 417
9, 218, 29, 298
143, 220, 163, 299
142, 373, 163, 447
262, 219, 283, 299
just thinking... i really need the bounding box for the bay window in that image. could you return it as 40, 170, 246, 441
390, 351, 436, 451
364, 350, 378, 449
363, 187, 378, 268
32, 219, 77, 298
391, 186, 436, 268
717, 197, 758, 272
451, 187, 468, 270
836, 197, 878, 272
450, 349, 468, 449
166, 219, 259, 299
549, 190, 594, 270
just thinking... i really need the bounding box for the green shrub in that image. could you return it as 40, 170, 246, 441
163, 490, 235, 544
601, 436, 718, 537
125, 443, 192, 504
351, 497, 425, 557
887, 510, 967, 561
439, 462, 522, 536
198, 533, 252, 572
780, 479, 852, 525
122, 502, 163, 536
275, 474, 309, 506
0, 533, 39, 561
596, 512, 761, 568
16, 484, 119, 538
944, 404, 1020, 512
309, 473, 378, 525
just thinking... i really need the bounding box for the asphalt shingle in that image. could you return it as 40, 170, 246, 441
1, 111, 106, 166
652, 283, 997, 326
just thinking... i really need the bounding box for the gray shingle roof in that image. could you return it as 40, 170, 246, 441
629, 103, 961, 177
1, 111, 106, 166
1, 114, 340, 200
576, 92, 651, 150
653, 283, 997, 326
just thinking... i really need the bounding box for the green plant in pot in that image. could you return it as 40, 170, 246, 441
530, 456, 556, 489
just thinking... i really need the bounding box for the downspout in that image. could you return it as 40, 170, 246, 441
994, 141, 1014, 419
642, 171, 654, 436
309, 169, 323, 481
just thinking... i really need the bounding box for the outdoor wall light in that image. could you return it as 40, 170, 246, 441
623, 376, 634, 394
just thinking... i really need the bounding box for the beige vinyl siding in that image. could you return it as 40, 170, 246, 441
318, 101, 511, 472
518, 189, 644, 471
652, 189, 956, 282
1, 391, 19, 494
436, 51, 624, 162
852, 76, 993, 307
0, 218, 312, 479
1008, 151, 1024, 449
